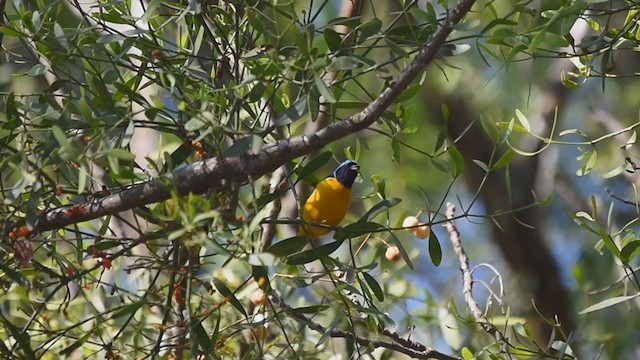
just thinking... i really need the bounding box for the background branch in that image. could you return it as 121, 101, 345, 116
445, 202, 503, 341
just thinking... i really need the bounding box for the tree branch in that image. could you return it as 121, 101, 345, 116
274, 296, 461, 360
34, 0, 477, 233
444, 202, 504, 341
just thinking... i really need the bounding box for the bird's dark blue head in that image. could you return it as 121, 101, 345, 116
333, 160, 360, 188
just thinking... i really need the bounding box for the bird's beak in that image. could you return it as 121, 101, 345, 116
351, 164, 360, 172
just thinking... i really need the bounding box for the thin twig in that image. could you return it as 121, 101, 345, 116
273, 296, 461, 360
444, 202, 503, 341
260, 167, 286, 250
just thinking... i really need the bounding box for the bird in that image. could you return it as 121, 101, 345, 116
299, 160, 360, 238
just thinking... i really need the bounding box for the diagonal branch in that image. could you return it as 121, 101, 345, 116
34, 0, 477, 233
445, 202, 504, 341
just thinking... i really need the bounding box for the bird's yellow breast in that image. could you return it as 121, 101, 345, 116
301, 177, 353, 238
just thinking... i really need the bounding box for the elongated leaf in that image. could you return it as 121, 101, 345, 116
314, 73, 336, 103
2, 314, 36, 358
60, 324, 95, 355
362, 272, 384, 302
334, 221, 383, 240
579, 295, 640, 314
620, 240, 640, 264
388, 232, 414, 270
448, 146, 464, 177
494, 150, 515, 169
266, 236, 307, 256
111, 300, 146, 319
274, 97, 309, 126
323, 28, 342, 51
358, 198, 401, 223
429, 229, 442, 266
212, 278, 247, 317
298, 151, 333, 182
286, 240, 344, 265
292, 305, 330, 314
192, 317, 214, 360
598, 227, 620, 258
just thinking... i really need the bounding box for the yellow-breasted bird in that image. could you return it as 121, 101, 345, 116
299, 160, 360, 238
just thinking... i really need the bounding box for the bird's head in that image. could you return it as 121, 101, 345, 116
333, 160, 360, 188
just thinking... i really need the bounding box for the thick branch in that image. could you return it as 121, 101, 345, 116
34, 0, 477, 233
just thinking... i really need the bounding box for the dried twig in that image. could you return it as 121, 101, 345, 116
444, 202, 503, 341
259, 167, 286, 250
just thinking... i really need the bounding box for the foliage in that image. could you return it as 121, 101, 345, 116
1, 0, 640, 359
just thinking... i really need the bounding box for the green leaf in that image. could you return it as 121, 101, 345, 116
515, 109, 530, 132
579, 295, 640, 314
28, 64, 47, 77
286, 240, 344, 265
461, 347, 475, 360
388, 232, 413, 270
77, 164, 87, 195
184, 117, 207, 131
266, 236, 308, 256
598, 227, 620, 258
274, 97, 309, 126
324, 28, 342, 52
0, 262, 28, 286
212, 278, 247, 317
472, 159, 489, 172
358, 18, 382, 42
192, 318, 214, 360
291, 305, 330, 314
162, 143, 192, 173
362, 272, 384, 302
59, 325, 95, 355
358, 198, 401, 223
395, 84, 421, 103
1, 313, 36, 358
448, 146, 464, 177
314, 73, 336, 103
0, 26, 22, 37
102, 149, 135, 161
370, 174, 386, 198
620, 240, 640, 265
494, 150, 515, 169
298, 151, 333, 182
334, 222, 383, 240
223, 135, 262, 157
576, 148, 597, 176
429, 229, 442, 266
51, 125, 72, 153
328, 56, 362, 71
111, 300, 146, 319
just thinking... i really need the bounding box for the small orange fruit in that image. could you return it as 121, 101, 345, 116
385, 246, 401, 262
402, 216, 419, 231
414, 225, 431, 239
